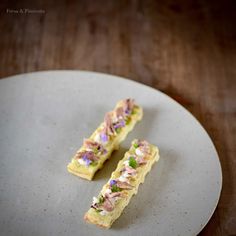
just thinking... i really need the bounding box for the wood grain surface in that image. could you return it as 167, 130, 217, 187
0, 0, 235, 235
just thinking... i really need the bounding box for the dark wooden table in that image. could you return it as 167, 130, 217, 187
0, 0, 235, 235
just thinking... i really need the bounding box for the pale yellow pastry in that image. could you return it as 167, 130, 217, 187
67, 99, 143, 180
84, 139, 159, 228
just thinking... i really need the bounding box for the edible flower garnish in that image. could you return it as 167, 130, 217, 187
113, 120, 125, 129
110, 179, 117, 186
82, 155, 92, 166
115, 99, 135, 121
123, 98, 135, 115
102, 99, 136, 138
100, 132, 108, 142
129, 156, 138, 169
109, 179, 122, 192
91, 178, 134, 214
76, 150, 99, 166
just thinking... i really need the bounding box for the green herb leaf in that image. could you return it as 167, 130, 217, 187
90, 161, 98, 167
129, 156, 138, 169
111, 185, 121, 192
95, 209, 103, 213
93, 148, 98, 154
98, 195, 105, 204
125, 117, 131, 125
115, 127, 121, 134
133, 143, 139, 148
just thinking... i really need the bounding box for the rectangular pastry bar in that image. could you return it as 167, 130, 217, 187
67, 99, 143, 180
84, 139, 159, 228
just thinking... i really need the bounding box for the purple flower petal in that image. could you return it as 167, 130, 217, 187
85, 158, 92, 166
113, 123, 120, 129
125, 109, 131, 114
82, 154, 88, 161
110, 180, 117, 186
120, 120, 125, 127
114, 120, 126, 129
100, 133, 108, 142
82, 153, 92, 166
82, 154, 92, 166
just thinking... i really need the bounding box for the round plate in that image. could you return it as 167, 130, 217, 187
0, 71, 222, 236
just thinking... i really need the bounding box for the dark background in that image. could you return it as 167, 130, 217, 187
0, 0, 235, 235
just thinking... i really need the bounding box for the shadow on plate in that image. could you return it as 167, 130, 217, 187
93, 146, 127, 181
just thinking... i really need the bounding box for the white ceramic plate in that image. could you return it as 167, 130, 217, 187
0, 71, 222, 236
